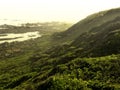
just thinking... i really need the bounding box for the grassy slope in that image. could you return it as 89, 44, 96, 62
0, 22, 72, 89
1, 9, 120, 90
53, 8, 120, 43
2, 53, 120, 90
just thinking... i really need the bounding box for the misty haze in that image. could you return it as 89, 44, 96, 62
0, 0, 120, 90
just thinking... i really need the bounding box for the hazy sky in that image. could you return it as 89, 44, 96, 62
0, 0, 120, 25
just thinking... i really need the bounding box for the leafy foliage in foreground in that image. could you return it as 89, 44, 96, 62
1, 52, 119, 89
30, 54, 119, 90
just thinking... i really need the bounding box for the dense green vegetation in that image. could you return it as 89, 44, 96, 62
0, 22, 73, 90
0, 8, 120, 90
1, 52, 120, 89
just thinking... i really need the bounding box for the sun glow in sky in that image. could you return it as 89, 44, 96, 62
0, 0, 120, 25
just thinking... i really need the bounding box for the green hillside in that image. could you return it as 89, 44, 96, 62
71, 16, 120, 57
53, 8, 120, 43
0, 8, 120, 90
